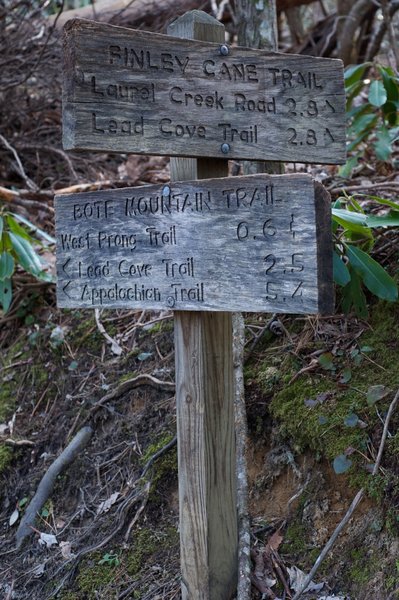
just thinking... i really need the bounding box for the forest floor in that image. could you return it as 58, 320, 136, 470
1, 153, 399, 600
1, 5, 399, 600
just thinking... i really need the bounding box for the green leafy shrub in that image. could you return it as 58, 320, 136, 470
341, 62, 399, 176
332, 195, 399, 316
0, 212, 55, 312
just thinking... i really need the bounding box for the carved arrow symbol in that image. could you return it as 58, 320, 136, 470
63, 281, 72, 299
62, 258, 71, 276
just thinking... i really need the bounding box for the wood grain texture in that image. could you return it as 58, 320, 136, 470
62, 18, 346, 164
169, 11, 236, 600
314, 181, 334, 315
55, 173, 332, 315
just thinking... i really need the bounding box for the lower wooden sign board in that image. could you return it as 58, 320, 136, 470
55, 174, 333, 314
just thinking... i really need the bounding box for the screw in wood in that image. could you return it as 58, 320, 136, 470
166, 296, 176, 308
221, 143, 230, 154
219, 44, 229, 56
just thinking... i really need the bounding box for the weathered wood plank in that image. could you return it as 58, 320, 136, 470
169, 13, 236, 600
55, 173, 334, 315
174, 310, 236, 599
63, 18, 346, 164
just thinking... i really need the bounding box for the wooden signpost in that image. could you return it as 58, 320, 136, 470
58, 11, 345, 600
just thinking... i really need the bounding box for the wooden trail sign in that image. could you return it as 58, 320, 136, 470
59, 9, 343, 600
63, 18, 346, 164
55, 174, 333, 315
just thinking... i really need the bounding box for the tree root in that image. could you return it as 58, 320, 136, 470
15, 426, 93, 549
75, 374, 175, 433
42, 434, 176, 599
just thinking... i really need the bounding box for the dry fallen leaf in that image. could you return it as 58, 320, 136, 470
287, 565, 324, 593
96, 491, 120, 515
60, 540, 76, 560
38, 532, 58, 548
268, 530, 284, 551
9, 507, 19, 527
32, 563, 45, 578
0, 423, 9, 435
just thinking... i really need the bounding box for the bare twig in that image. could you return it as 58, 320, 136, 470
124, 482, 151, 541
94, 308, 123, 356
0, 134, 38, 192
3, 0, 65, 92
292, 387, 399, 599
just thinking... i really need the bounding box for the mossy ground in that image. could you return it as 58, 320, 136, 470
0, 337, 32, 474
247, 299, 399, 596
253, 300, 399, 482
59, 526, 179, 600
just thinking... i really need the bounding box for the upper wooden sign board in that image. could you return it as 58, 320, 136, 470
63, 19, 346, 164
55, 174, 333, 314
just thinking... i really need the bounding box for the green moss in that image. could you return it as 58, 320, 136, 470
281, 519, 309, 557
72, 552, 119, 600
59, 526, 179, 599
125, 528, 158, 576
0, 445, 13, 473
140, 433, 178, 499
69, 313, 103, 352
0, 381, 15, 423
0, 340, 31, 474
254, 298, 399, 465
126, 526, 178, 577
348, 547, 384, 586
118, 371, 139, 383
31, 364, 48, 388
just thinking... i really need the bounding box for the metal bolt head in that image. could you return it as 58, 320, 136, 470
163, 185, 171, 197
220, 44, 229, 56
221, 143, 230, 154
166, 296, 176, 308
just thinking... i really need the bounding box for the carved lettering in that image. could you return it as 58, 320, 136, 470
56, 174, 330, 314
202, 60, 258, 82
169, 86, 224, 110
218, 123, 258, 144
159, 118, 206, 139
108, 45, 189, 75
92, 113, 144, 136
268, 68, 323, 89
91, 76, 155, 104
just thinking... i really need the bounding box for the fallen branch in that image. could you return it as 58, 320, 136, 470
55, 181, 114, 195
15, 426, 93, 549
292, 386, 399, 599
50, 0, 205, 28
0, 186, 54, 213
